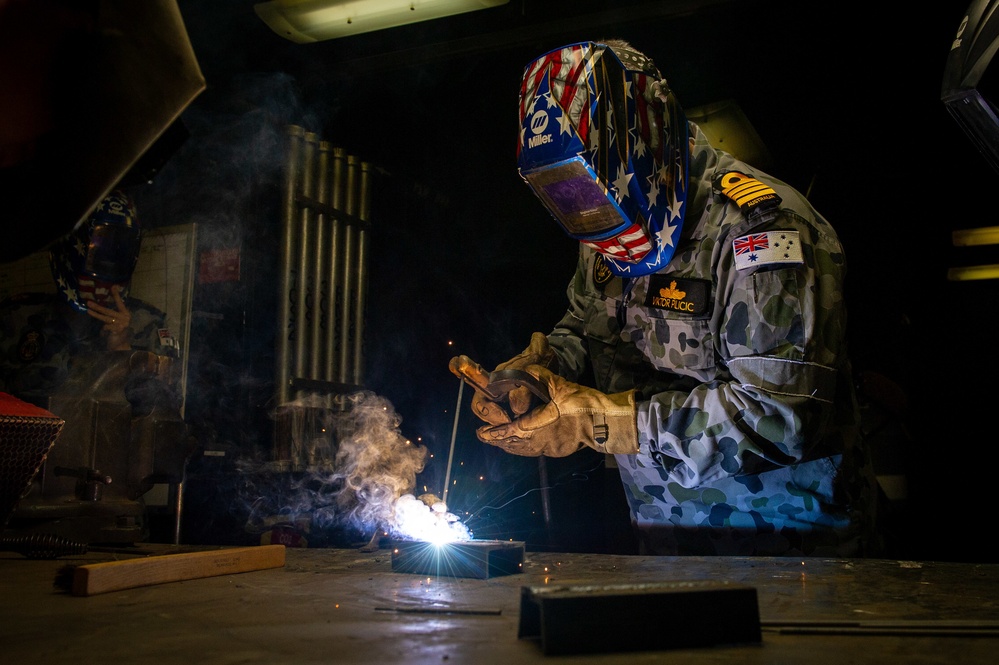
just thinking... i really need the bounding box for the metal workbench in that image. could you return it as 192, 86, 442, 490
3, 545, 998, 663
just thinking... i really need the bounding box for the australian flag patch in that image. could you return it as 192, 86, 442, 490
732, 230, 803, 270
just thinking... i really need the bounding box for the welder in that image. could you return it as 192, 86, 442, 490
453, 40, 881, 557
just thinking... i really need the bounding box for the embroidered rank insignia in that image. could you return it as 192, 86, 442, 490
732, 230, 803, 270
593, 254, 614, 289
713, 171, 781, 222
644, 276, 710, 316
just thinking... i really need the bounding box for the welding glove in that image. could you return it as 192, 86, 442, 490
470, 332, 557, 426
477, 366, 639, 458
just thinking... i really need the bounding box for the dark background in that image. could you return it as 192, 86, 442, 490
121, 0, 994, 561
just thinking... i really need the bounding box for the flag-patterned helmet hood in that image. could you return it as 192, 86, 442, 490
49, 189, 141, 313
516, 41, 688, 276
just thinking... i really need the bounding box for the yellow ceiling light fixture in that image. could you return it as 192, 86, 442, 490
255, 0, 510, 43
948, 226, 999, 281
952, 225, 999, 247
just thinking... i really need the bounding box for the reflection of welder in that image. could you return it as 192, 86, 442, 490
453, 40, 882, 557
1, 189, 188, 545
1, 189, 178, 404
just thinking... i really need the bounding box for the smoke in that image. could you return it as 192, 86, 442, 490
240, 390, 470, 544
327, 391, 426, 531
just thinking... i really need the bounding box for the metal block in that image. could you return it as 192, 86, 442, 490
391, 539, 524, 578
518, 580, 761, 655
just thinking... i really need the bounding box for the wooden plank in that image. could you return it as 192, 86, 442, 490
70, 545, 286, 596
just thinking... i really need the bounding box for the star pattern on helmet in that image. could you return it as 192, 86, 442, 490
646, 174, 661, 208
667, 195, 684, 222
557, 108, 574, 136
612, 164, 633, 204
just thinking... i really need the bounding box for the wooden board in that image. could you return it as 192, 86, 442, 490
70, 545, 286, 596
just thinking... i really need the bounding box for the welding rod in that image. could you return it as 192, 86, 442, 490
443, 378, 463, 506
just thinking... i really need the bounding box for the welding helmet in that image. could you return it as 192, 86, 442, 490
49, 189, 142, 313
516, 41, 689, 276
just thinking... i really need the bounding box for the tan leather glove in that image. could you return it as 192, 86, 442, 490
477, 366, 639, 458
469, 332, 556, 426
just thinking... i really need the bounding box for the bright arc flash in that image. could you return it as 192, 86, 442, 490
392, 494, 472, 544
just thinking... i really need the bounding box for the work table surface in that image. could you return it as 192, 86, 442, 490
3, 544, 997, 663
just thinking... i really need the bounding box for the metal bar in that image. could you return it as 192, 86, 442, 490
519, 581, 761, 655
391, 539, 525, 579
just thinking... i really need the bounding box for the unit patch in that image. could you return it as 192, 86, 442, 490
644, 276, 710, 316
593, 254, 614, 289
732, 230, 803, 270
17, 330, 44, 362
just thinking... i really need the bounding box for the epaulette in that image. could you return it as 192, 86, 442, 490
712, 171, 782, 225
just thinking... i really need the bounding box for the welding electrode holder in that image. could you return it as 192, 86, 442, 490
448, 355, 551, 413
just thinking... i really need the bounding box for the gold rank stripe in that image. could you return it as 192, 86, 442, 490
718, 172, 778, 207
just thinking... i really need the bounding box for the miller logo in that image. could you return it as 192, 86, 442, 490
644, 275, 710, 316
593, 254, 614, 288
527, 110, 552, 149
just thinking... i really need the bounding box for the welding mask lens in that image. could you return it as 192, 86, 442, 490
522, 157, 631, 239
83, 223, 141, 282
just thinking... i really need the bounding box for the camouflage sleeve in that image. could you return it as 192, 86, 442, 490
545, 251, 592, 383
638, 209, 852, 488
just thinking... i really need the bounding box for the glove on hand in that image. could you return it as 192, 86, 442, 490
470, 332, 556, 426
477, 366, 639, 458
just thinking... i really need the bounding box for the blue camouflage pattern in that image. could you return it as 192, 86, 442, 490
545, 122, 880, 556
0, 292, 177, 404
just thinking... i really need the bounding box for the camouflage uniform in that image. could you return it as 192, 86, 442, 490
0, 292, 178, 405
546, 122, 879, 556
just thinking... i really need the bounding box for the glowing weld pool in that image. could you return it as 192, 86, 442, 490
391, 539, 525, 578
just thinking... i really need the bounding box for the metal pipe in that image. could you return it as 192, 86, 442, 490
293, 133, 317, 396
337, 156, 358, 385
325, 147, 346, 386
310, 141, 331, 382
352, 161, 371, 385
275, 125, 304, 407
275, 125, 372, 464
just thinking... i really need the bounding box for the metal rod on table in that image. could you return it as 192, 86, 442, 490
443, 379, 463, 507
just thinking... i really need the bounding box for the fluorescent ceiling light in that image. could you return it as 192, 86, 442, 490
952, 225, 999, 246
255, 0, 510, 43
947, 264, 999, 281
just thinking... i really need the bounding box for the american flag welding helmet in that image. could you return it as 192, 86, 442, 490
517, 41, 689, 276
49, 189, 142, 313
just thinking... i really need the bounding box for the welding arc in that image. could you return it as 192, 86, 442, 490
442, 378, 463, 506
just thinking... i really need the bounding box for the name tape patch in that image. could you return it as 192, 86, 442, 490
644, 276, 711, 315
